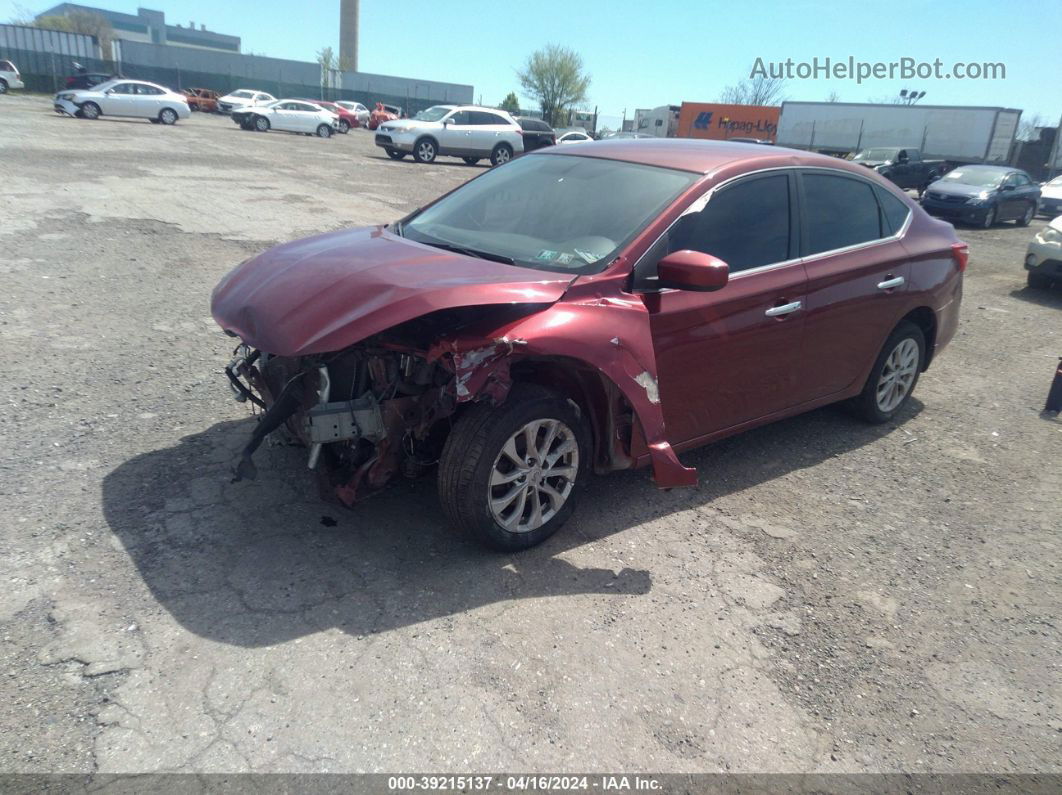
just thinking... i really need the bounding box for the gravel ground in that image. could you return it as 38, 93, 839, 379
0, 94, 1059, 775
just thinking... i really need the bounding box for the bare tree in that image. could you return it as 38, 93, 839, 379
517, 45, 590, 127
1017, 113, 1045, 142
825, 91, 840, 103
35, 10, 114, 60
718, 72, 785, 106
318, 47, 336, 94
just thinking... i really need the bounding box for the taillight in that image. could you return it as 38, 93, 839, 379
951, 241, 969, 272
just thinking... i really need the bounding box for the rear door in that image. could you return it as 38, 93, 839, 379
797, 170, 913, 402
134, 83, 164, 117
470, 111, 516, 154
644, 170, 808, 443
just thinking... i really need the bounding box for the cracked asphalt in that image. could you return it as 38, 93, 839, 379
1, 94, 1059, 774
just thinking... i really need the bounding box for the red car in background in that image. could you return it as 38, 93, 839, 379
183, 88, 219, 113
368, 102, 402, 130
297, 99, 357, 133
212, 139, 965, 551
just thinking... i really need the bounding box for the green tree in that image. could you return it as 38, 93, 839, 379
517, 45, 590, 127
318, 46, 336, 95
35, 10, 114, 60
499, 91, 520, 115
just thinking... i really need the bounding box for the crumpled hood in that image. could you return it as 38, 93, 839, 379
211, 226, 575, 356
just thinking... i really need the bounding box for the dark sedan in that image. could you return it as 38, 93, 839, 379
921, 165, 1040, 228
514, 117, 556, 152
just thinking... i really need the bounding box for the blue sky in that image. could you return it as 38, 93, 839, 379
5, 0, 1061, 130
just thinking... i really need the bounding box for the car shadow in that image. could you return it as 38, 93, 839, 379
1009, 283, 1062, 308
101, 399, 920, 647
369, 154, 487, 168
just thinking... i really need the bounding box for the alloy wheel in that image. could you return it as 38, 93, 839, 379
488, 419, 579, 533
875, 338, 919, 413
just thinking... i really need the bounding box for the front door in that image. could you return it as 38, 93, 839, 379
100, 82, 137, 116
644, 171, 808, 445
438, 110, 474, 154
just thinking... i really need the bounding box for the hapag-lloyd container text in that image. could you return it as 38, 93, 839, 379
676, 103, 780, 141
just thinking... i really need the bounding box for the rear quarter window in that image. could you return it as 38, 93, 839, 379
876, 187, 911, 235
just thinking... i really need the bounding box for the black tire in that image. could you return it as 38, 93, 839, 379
1016, 203, 1035, 227
158, 107, 178, 125
413, 137, 437, 163
254, 115, 270, 132
148, 118, 160, 124
317, 124, 332, 138
385, 148, 406, 160
189, 104, 198, 112
80, 101, 101, 120
1027, 271, 1052, 290
338, 120, 350, 134
980, 207, 996, 229
490, 143, 514, 167
438, 384, 591, 551
849, 321, 926, 424
462, 157, 481, 165
0, 79, 8, 94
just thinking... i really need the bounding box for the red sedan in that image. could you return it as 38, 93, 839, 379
212, 139, 965, 550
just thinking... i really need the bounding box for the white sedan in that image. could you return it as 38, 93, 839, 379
53, 79, 190, 124
232, 100, 339, 138
557, 130, 593, 144
335, 100, 370, 127
217, 89, 276, 114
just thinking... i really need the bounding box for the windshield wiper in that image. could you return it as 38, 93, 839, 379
422, 241, 515, 265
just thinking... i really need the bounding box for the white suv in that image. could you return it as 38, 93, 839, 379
0, 59, 25, 93
375, 105, 524, 166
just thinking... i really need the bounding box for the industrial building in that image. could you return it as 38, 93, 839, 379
37, 4, 240, 53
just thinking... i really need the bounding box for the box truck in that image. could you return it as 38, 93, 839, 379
776, 101, 1021, 165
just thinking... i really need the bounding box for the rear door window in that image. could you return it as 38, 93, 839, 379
802, 173, 885, 255
875, 187, 911, 235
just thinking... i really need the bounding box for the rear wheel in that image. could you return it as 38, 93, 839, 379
158, 107, 178, 125
317, 124, 332, 138
80, 101, 101, 120
254, 116, 270, 132
438, 385, 590, 551
1016, 203, 1035, 227
0, 79, 8, 94
850, 321, 925, 424
385, 148, 406, 160
413, 137, 437, 163
462, 157, 481, 165
490, 143, 513, 167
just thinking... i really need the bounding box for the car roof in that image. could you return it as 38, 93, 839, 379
538, 138, 903, 177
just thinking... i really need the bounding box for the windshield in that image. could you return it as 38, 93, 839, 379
414, 106, 452, 122
941, 167, 1007, 188
401, 154, 698, 274
854, 148, 898, 161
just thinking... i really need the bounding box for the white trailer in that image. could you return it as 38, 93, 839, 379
776, 101, 1022, 164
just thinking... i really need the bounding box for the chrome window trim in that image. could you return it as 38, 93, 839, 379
635, 164, 915, 290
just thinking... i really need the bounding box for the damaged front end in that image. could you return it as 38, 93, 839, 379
223, 309, 524, 506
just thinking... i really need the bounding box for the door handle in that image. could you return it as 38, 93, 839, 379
765, 300, 802, 317
877, 276, 905, 290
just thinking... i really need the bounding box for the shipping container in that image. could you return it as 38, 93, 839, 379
676, 103, 780, 141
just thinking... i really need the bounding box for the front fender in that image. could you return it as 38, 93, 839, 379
428, 294, 697, 490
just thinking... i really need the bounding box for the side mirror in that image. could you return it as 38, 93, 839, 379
657, 250, 729, 292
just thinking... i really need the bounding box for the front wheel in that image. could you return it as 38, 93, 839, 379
850, 321, 925, 424
1016, 203, 1035, 227
385, 148, 406, 160
980, 207, 996, 229
338, 120, 350, 134
158, 107, 178, 125
0, 79, 8, 94
317, 124, 333, 138
413, 137, 437, 163
1027, 271, 1052, 290
80, 101, 101, 120
438, 385, 590, 551
254, 116, 270, 132
490, 143, 513, 167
